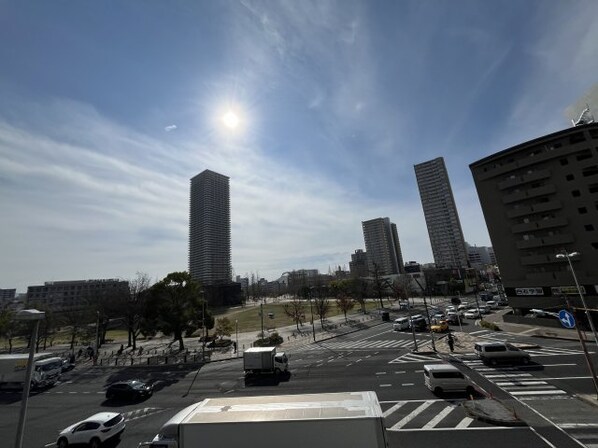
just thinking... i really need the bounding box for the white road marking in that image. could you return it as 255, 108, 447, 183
389, 400, 434, 430
559, 423, 598, 428
382, 401, 407, 417
496, 381, 548, 387
395, 371, 406, 374
401, 383, 414, 386
541, 364, 577, 367
456, 417, 473, 428
376, 372, 387, 375
423, 404, 457, 429
379, 384, 392, 387
509, 390, 567, 396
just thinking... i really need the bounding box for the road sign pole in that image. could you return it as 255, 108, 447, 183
565, 298, 598, 400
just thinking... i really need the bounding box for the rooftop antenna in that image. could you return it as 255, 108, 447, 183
572, 103, 595, 126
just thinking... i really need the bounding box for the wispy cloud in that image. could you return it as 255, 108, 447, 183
164, 124, 177, 132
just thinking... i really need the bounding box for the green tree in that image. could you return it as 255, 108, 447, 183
214, 317, 234, 340
0, 305, 18, 353
146, 271, 203, 351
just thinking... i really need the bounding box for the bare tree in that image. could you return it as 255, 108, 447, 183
313, 297, 331, 327
370, 263, 391, 308
283, 297, 306, 331
124, 272, 151, 350
0, 305, 19, 353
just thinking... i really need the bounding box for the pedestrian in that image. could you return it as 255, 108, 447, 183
447, 332, 455, 353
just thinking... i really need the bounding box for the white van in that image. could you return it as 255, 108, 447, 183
392, 317, 410, 331
423, 364, 475, 396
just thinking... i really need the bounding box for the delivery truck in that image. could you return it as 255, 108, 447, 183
0, 353, 63, 389
243, 346, 288, 376
138, 391, 389, 448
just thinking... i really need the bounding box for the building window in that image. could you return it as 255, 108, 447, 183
572, 190, 581, 197
590, 129, 598, 139
579, 207, 588, 214
590, 184, 598, 194
566, 174, 575, 181
585, 224, 595, 231
592, 242, 598, 249
576, 149, 592, 161
560, 158, 569, 166
583, 166, 598, 177
570, 133, 586, 144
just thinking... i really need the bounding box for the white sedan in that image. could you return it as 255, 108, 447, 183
57, 412, 125, 448
463, 309, 481, 319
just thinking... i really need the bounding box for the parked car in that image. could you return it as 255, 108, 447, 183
106, 379, 153, 401
463, 309, 480, 319
430, 320, 449, 333
497, 297, 509, 306
445, 306, 456, 314
474, 342, 531, 366
486, 300, 499, 309
57, 412, 125, 448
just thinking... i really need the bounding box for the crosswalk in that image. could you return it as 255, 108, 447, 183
380, 399, 504, 431
122, 407, 166, 422
389, 352, 441, 364
461, 358, 570, 400
302, 337, 430, 351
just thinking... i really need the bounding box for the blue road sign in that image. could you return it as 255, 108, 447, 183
558, 310, 576, 329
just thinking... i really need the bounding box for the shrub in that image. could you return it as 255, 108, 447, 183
480, 320, 501, 331
253, 332, 283, 347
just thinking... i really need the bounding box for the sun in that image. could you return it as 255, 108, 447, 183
222, 110, 240, 129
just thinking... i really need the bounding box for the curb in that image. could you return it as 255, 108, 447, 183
462, 399, 527, 427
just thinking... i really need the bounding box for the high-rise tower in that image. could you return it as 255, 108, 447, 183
414, 157, 468, 269
361, 217, 405, 276
189, 169, 231, 285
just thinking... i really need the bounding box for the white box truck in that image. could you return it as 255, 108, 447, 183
243, 346, 288, 376
0, 353, 63, 389
138, 391, 389, 448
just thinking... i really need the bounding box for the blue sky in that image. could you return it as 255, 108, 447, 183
1, 1, 598, 292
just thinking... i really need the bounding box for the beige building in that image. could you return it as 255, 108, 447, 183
470, 122, 598, 326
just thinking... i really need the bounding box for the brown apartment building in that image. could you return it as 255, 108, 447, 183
470, 122, 598, 327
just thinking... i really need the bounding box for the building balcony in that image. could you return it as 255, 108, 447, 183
507, 200, 562, 219
503, 184, 557, 204
515, 233, 574, 249
498, 169, 551, 191
511, 216, 568, 233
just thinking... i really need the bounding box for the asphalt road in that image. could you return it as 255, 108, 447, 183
1, 317, 596, 448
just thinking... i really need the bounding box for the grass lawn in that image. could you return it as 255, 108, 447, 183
213, 299, 385, 335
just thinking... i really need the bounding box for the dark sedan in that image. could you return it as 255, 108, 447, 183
105, 380, 153, 401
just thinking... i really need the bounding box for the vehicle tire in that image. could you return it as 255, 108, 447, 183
106, 392, 114, 400
57, 437, 68, 448
89, 437, 101, 448
521, 357, 530, 365
274, 368, 281, 376
434, 387, 443, 396
465, 386, 475, 396
489, 358, 498, 366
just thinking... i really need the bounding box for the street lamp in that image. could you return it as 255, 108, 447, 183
15, 309, 46, 448
556, 251, 598, 346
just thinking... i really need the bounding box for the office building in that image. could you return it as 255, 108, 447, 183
466, 244, 496, 269
349, 249, 369, 278
414, 157, 469, 269
189, 169, 231, 286
26, 279, 129, 313
470, 122, 598, 324
362, 218, 405, 276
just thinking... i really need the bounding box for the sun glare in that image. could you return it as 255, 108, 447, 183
222, 110, 240, 129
